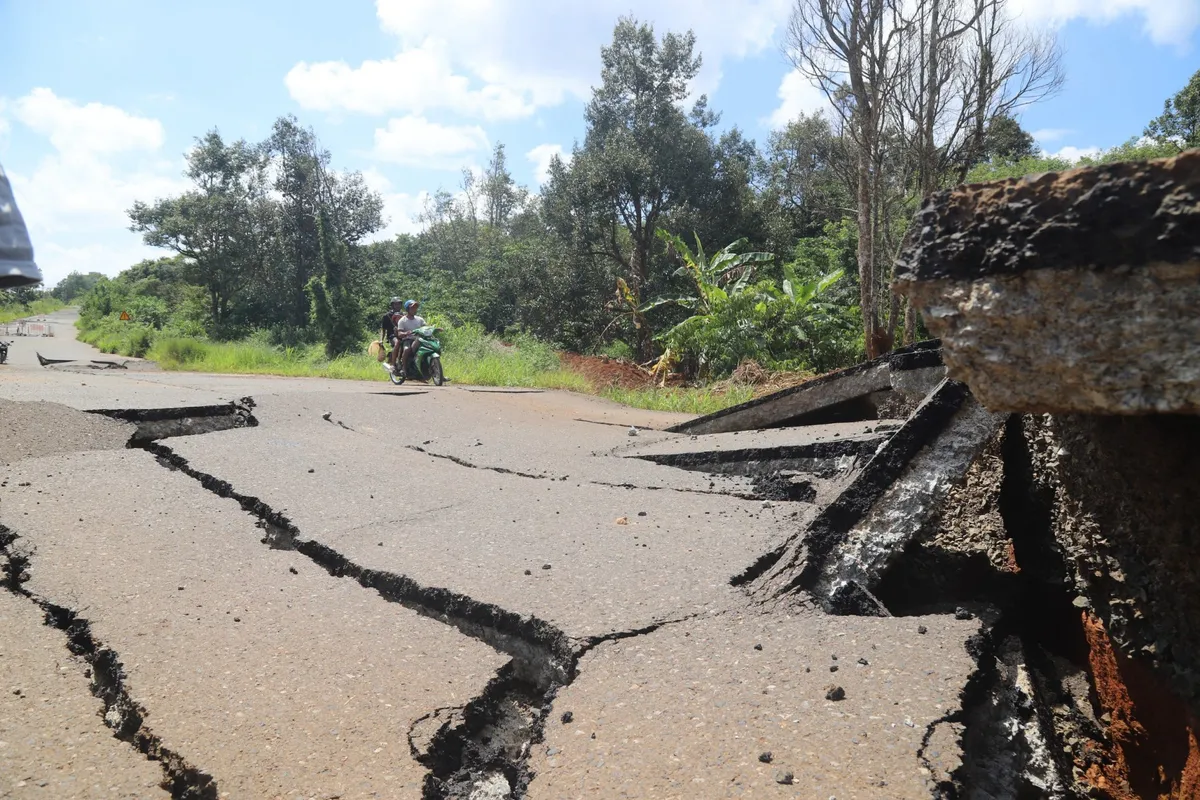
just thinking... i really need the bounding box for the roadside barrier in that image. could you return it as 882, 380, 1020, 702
0, 321, 54, 337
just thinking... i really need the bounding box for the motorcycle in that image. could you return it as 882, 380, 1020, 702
386, 326, 445, 386
0, 340, 9, 364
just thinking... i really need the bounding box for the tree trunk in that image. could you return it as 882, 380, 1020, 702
922, 0, 941, 199
632, 236, 653, 362
904, 299, 917, 344
210, 285, 220, 327
856, 148, 879, 359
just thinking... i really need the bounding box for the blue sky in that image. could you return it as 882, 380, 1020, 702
2, 0, 1197, 288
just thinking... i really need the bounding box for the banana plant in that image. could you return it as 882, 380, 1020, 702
640, 230, 775, 378
640, 229, 774, 326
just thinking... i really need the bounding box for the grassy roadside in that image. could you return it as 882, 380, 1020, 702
0, 298, 65, 325
80, 320, 755, 416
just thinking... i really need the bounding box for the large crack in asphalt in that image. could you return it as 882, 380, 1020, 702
137, 437, 697, 799
0, 524, 220, 800
88, 397, 259, 445
405, 444, 765, 501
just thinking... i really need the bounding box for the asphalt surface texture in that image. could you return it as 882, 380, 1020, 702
0, 312, 982, 799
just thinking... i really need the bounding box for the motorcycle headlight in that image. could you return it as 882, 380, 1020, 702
0, 162, 43, 289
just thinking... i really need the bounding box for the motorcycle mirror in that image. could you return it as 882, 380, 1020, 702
0, 162, 43, 289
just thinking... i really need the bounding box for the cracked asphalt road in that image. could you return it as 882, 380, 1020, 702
0, 317, 984, 799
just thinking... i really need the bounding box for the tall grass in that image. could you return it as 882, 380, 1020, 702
80, 316, 749, 414
600, 385, 755, 415
150, 337, 385, 380
147, 322, 593, 390
0, 297, 66, 325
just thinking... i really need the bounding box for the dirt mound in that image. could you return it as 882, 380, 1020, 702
730, 359, 771, 386
0, 400, 134, 465
712, 359, 818, 400
560, 353, 656, 389
560, 352, 817, 398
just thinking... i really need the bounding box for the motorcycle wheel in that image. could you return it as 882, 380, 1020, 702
430, 358, 444, 386
388, 364, 406, 386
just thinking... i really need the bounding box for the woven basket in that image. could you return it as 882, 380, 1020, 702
368, 340, 387, 362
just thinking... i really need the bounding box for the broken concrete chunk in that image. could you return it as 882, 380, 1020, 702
896, 152, 1200, 415
669, 360, 893, 434
746, 379, 1005, 613
816, 392, 1005, 613
670, 341, 945, 435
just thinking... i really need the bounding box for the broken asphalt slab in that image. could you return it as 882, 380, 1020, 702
528, 608, 982, 799
669, 341, 945, 436
0, 591, 169, 799
1, 450, 508, 798
895, 151, 1200, 415
746, 380, 1006, 614
0, 399, 134, 466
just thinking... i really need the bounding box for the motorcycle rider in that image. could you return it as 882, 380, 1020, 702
396, 299, 426, 375
380, 297, 405, 372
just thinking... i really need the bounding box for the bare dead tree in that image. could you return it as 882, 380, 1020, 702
891, 0, 1063, 341
785, 0, 1064, 351
786, 0, 910, 358
955, 1, 1064, 181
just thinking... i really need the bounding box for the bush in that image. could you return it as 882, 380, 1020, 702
151, 337, 211, 366
0, 296, 65, 324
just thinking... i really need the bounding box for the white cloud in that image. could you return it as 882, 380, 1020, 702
0, 89, 185, 288
1048, 144, 1102, 161
13, 87, 164, 154
372, 116, 489, 168
526, 143, 570, 186
767, 70, 830, 128
286, 39, 535, 120
35, 240, 165, 287
1032, 128, 1073, 143
289, 0, 793, 119
360, 167, 429, 239
9, 156, 184, 234
1007, 0, 1199, 47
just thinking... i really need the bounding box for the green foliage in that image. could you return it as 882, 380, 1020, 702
1081, 138, 1184, 165
966, 155, 1075, 183
980, 115, 1039, 163
966, 137, 1185, 186
644, 230, 851, 378
544, 17, 762, 358
0, 294, 65, 324
307, 208, 364, 358
760, 114, 851, 252
51, 271, 106, 303
1145, 69, 1200, 149
83, 17, 1196, 409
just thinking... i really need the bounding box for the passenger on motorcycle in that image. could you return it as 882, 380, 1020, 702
380, 297, 405, 372
381, 299, 426, 375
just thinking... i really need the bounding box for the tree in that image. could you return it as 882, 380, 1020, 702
261, 116, 382, 332
1145, 69, 1200, 149
786, 0, 908, 358
980, 114, 1037, 162
481, 143, 525, 230
307, 207, 362, 358
564, 17, 718, 359
785, 0, 1062, 355
761, 113, 853, 253
129, 131, 272, 330
52, 271, 107, 303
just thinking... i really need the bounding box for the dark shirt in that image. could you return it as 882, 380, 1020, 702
381, 311, 400, 339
